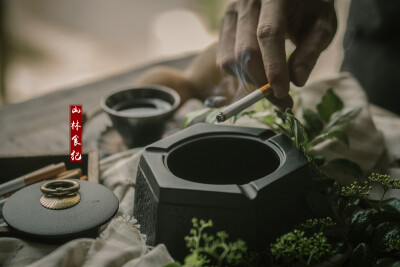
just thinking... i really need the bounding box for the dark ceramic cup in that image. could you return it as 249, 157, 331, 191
101, 85, 180, 148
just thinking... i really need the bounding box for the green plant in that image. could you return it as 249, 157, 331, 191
180, 88, 400, 266
270, 229, 333, 266
164, 218, 247, 267
341, 181, 372, 198
368, 173, 400, 209
299, 217, 336, 231
387, 235, 400, 252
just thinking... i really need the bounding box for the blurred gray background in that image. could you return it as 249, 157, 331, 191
0, 0, 350, 105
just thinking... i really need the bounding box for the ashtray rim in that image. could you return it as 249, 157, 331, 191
164, 134, 282, 186
138, 124, 309, 207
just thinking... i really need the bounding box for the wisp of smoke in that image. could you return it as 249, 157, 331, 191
205, 51, 258, 107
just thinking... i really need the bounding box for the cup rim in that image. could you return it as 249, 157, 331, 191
101, 85, 181, 118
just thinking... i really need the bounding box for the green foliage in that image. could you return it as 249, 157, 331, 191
303, 108, 324, 136
300, 217, 336, 231
179, 88, 400, 266
323, 158, 364, 179
374, 257, 400, 267
270, 229, 333, 266
349, 210, 373, 244
368, 173, 400, 209
372, 222, 400, 253
167, 218, 247, 267
349, 243, 374, 267
322, 107, 361, 134
341, 181, 372, 197
387, 235, 400, 251
369, 173, 400, 191
317, 88, 344, 122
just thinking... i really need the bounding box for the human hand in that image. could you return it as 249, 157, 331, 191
217, 0, 337, 110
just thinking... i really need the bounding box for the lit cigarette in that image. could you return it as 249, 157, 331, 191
216, 83, 272, 123
0, 163, 66, 196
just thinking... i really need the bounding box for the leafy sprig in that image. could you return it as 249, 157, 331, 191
179, 88, 400, 266
165, 218, 247, 267
387, 235, 400, 252
270, 229, 333, 266
300, 217, 336, 231
341, 181, 372, 198
368, 173, 400, 209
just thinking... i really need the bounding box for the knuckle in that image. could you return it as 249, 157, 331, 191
265, 64, 281, 82
218, 56, 236, 73
257, 24, 279, 41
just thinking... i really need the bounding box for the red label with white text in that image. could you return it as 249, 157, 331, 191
70, 105, 82, 162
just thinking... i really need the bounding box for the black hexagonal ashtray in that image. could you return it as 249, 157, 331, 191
133, 123, 314, 259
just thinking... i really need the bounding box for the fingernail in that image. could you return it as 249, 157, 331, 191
295, 66, 309, 86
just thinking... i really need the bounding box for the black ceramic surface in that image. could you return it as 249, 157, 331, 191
3, 180, 119, 240
133, 123, 314, 260
101, 85, 180, 148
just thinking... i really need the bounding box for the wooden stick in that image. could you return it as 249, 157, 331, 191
0, 163, 66, 196
55, 168, 82, 180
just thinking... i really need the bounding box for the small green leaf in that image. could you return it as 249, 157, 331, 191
323, 107, 361, 133
276, 109, 288, 123
375, 258, 400, 267
339, 197, 360, 217
276, 123, 290, 137
317, 88, 344, 122
323, 158, 364, 178
349, 210, 372, 244
262, 114, 275, 126
303, 108, 323, 135
232, 110, 255, 124
371, 211, 400, 226
183, 108, 211, 128
372, 222, 400, 252
380, 198, 400, 214
312, 130, 349, 147
349, 243, 373, 267
296, 118, 308, 146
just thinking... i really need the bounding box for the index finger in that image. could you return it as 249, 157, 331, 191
257, 0, 289, 99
